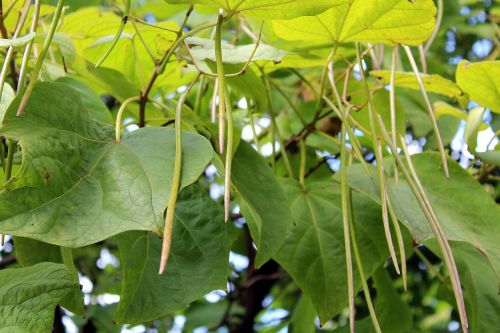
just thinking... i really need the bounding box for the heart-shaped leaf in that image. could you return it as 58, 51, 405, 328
0, 82, 214, 247
274, 178, 389, 323
272, 0, 436, 46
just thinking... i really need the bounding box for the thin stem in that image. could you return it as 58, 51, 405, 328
248, 108, 261, 153
193, 75, 206, 115
95, 0, 131, 68
184, 21, 263, 78
418, 45, 428, 74
17, 0, 65, 117
17, 0, 41, 92
131, 18, 156, 63
264, 77, 294, 179
340, 123, 355, 333
299, 139, 306, 187
60, 247, 79, 283
424, 0, 443, 53
4, 141, 15, 182
356, 43, 400, 275
402, 45, 449, 177
115, 96, 141, 142
131, 16, 178, 33
159, 74, 200, 274
389, 46, 399, 187
348, 190, 382, 333
386, 193, 407, 290
266, 76, 307, 126
414, 247, 446, 282
325, 63, 371, 176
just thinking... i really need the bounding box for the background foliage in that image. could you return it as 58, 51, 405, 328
0, 0, 499, 332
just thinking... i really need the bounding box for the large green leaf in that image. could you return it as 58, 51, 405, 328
275, 178, 388, 323
456, 60, 500, 113
13, 237, 85, 316
0, 263, 80, 332
231, 141, 293, 267
164, 0, 348, 19
54, 76, 113, 124
0, 82, 213, 247
427, 241, 500, 333
347, 153, 500, 283
371, 70, 464, 99
272, 0, 436, 46
114, 185, 231, 324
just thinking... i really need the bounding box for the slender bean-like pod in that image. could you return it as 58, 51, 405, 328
95, 0, 131, 68
399, 136, 468, 331
348, 190, 382, 333
402, 45, 449, 178
356, 44, 400, 275
17, 0, 41, 93
340, 122, 356, 333
0, 0, 31, 98
211, 78, 218, 123
424, 0, 443, 53
223, 85, 235, 222
17, 0, 66, 116
389, 46, 399, 187
299, 139, 306, 187
325, 63, 372, 176
159, 75, 200, 274
215, 11, 226, 155
375, 112, 468, 333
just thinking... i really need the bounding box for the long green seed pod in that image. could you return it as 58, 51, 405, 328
17, 0, 65, 116
95, 0, 131, 68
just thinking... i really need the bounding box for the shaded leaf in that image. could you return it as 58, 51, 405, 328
275, 178, 388, 323
0, 263, 80, 332
232, 141, 293, 267
347, 153, 500, 283
114, 185, 231, 324
0, 82, 213, 247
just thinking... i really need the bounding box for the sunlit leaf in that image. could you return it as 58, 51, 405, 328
371, 70, 464, 99
272, 0, 436, 46
456, 60, 500, 113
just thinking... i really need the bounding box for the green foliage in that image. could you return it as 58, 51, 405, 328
0, 0, 498, 332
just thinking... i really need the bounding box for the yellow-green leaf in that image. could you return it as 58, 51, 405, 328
164, 0, 348, 19
371, 70, 463, 98
272, 0, 436, 46
456, 60, 500, 113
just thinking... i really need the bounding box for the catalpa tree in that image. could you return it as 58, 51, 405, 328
0, 0, 498, 332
